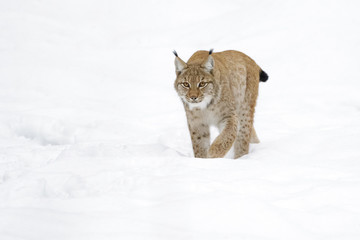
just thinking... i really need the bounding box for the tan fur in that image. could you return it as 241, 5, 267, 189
174, 50, 262, 158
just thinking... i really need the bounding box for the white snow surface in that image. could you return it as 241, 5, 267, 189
1, 1, 360, 239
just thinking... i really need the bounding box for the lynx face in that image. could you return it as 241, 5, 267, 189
174, 53, 217, 110
175, 67, 215, 109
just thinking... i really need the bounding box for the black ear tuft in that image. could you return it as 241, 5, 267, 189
173, 50, 178, 57
209, 49, 214, 55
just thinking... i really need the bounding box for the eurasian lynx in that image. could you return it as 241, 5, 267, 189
174, 49, 268, 159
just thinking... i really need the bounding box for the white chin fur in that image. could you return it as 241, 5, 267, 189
185, 96, 212, 110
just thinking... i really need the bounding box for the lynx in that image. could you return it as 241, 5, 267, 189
173, 49, 268, 159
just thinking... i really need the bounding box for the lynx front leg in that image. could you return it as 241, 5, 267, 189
234, 107, 254, 158
187, 122, 210, 158
208, 116, 238, 158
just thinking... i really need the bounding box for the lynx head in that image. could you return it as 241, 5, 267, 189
173, 49, 216, 110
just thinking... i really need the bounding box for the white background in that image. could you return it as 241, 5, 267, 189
1, 0, 360, 239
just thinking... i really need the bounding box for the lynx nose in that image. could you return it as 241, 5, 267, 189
190, 97, 197, 101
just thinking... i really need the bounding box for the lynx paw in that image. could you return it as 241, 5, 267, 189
207, 145, 226, 158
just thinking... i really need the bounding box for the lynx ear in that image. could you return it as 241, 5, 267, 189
173, 50, 187, 75
202, 49, 214, 73
202, 55, 214, 73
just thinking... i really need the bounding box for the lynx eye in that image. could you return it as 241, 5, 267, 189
198, 82, 208, 88
181, 82, 190, 88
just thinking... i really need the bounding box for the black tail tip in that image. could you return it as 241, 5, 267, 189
260, 70, 268, 82
209, 48, 214, 55
173, 50, 178, 57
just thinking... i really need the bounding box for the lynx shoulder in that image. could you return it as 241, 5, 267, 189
173, 49, 268, 159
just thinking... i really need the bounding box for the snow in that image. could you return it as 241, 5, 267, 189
1, 0, 360, 239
